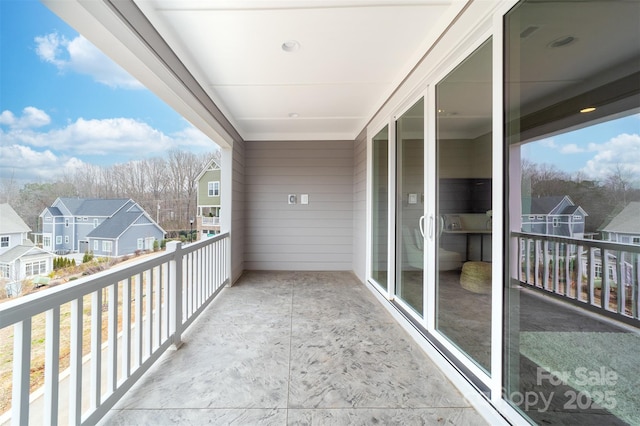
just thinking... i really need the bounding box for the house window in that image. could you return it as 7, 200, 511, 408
208, 181, 220, 197
25, 260, 47, 276
137, 238, 144, 250
0, 236, 9, 248
64, 236, 69, 244
83, 217, 88, 221
0, 264, 9, 278
45, 216, 51, 222
43, 236, 51, 247
573, 215, 581, 220
65, 219, 69, 227
56, 236, 62, 244
595, 264, 602, 278
552, 218, 559, 227
102, 241, 112, 253
536, 215, 544, 220
528, 215, 535, 220
633, 237, 640, 245
94, 219, 99, 228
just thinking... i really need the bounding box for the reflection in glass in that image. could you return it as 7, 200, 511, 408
395, 98, 424, 316
505, 1, 640, 424
435, 39, 492, 373
371, 126, 389, 289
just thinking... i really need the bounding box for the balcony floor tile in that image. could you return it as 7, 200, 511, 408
100, 271, 487, 425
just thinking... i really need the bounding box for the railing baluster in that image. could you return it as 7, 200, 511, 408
12, 319, 31, 426
90, 290, 102, 410
576, 244, 584, 302
123, 278, 131, 379
145, 269, 152, 359
616, 250, 624, 315
588, 247, 596, 306
154, 266, 162, 350
602, 248, 610, 310
553, 241, 560, 293
44, 307, 60, 426
107, 283, 118, 393
69, 296, 82, 426
564, 243, 571, 297
135, 273, 143, 367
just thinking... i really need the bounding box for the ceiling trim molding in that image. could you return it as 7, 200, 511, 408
104, 0, 243, 145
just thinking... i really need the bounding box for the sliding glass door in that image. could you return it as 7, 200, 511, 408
434, 39, 493, 374
395, 98, 425, 316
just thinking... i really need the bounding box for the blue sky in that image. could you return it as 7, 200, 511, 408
523, 114, 640, 184
1, 0, 216, 183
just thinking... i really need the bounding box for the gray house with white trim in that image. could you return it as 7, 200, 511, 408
600, 201, 640, 245
40, 198, 165, 257
521, 195, 588, 238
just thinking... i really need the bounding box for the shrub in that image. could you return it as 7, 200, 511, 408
82, 251, 94, 263
153, 240, 160, 252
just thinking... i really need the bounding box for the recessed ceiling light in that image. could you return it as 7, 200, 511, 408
289, 112, 299, 118
580, 106, 596, 113
281, 40, 300, 52
548, 35, 577, 48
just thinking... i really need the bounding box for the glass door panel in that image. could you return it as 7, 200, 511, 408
371, 126, 389, 290
395, 98, 425, 316
435, 39, 493, 373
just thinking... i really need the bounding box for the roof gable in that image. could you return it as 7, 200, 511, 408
57, 198, 132, 216
0, 204, 31, 234
601, 202, 640, 234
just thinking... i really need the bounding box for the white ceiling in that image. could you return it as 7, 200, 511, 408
131, 0, 462, 141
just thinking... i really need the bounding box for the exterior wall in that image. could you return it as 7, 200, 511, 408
231, 140, 245, 282
244, 140, 354, 270
118, 223, 163, 256
352, 131, 367, 281
0, 232, 26, 255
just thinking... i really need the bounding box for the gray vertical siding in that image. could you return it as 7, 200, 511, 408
232, 139, 245, 282
352, 131, 367, 281
244, 140, 354, 270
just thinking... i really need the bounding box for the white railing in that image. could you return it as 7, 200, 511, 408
200, 216, 220, 226
0, 233, 229, 425
513, 232, 640, 321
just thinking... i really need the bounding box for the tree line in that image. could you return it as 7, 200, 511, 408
0, 149, 218, 237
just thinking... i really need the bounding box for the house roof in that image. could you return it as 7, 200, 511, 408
57, 198, 132, 217
600, 202, 640, 234
87, 202, 165, 239
0, 242, 51, 264
44, 206, 62, 216
0, 204, 31, 234
529, 196, 566, 215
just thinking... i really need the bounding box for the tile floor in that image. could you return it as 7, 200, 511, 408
99, 271, 488, 425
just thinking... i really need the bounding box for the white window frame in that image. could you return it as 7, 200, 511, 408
43, 236, 51, 248
56, 236, 62, 244
208, 181, 220, 197
102, 241, 112, 253
0, 236, 9, 248
94, 219, 99, 228
25, 260, 47, 276
93, 240, 99, 251
137, 238, 144, 250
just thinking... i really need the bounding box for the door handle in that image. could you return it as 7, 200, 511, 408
419, 215, 425, 238
428, 215, 434, 239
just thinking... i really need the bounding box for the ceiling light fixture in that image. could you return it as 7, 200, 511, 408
281, 40, 300, 52
580, 106, 596, 114
548, 35, 577, 49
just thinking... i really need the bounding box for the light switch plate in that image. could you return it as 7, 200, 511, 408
408, 193, 418, 204
288, 194, 297, 204
301, 194, 309, 204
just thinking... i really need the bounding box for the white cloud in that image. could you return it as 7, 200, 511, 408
35, 32, 142, 89
0, 107, 51, 129
1, 111, 215, 156
581, 133, 640, 182
0, 144, 85, 182
559, 143, 584, 154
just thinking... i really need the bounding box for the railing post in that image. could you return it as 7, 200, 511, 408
168, 241, 183, 349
